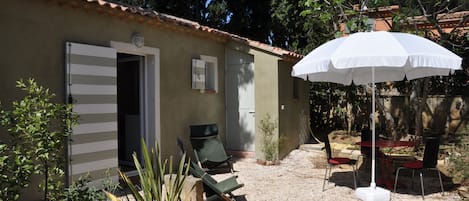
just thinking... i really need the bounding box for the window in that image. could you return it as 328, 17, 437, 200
192, 55, 218, 93
344, 18, 375, 33
365, 18, 376, 32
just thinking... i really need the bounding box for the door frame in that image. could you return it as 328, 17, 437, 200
110, 41, 160, 156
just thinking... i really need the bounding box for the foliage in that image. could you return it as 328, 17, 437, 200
447, 133, 469, 184
106, 139, 190, 201
0, 78, 78, 200
259, 114, 279, 161
270, 0, 332, 54
301, 0, 469, 134
63, 171, 119, 201
310, 83, 370, 135
0, 142, 34, 200
112, 0, 327, 53
301, 0, 371, 37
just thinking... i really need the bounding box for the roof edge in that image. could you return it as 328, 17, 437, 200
53, 0, 303, 61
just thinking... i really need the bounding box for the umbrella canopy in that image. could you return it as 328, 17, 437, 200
292, 31, 461, 84
292, 31, 462, 201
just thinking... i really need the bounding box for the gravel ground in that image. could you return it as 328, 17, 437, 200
212, 148, 461, 201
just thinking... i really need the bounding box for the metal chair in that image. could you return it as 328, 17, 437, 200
393, 136, 444, 200
322, 134, 357, 191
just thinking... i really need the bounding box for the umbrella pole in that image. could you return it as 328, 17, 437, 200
371, 67, 376, 188
355, 67, 390, 201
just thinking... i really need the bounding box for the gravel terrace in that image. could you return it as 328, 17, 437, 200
211, 148, 461, 201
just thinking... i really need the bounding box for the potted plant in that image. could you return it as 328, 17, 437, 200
257, 113, 280, 165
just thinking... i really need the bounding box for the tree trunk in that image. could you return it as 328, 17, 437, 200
413, 78, 430, 138
347, 102, 354, 134
375, 97, 395, 138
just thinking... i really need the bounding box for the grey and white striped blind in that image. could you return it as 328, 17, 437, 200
66, 42, 118, 183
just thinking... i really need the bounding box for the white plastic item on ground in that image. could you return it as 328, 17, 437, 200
356, 186, 390, 201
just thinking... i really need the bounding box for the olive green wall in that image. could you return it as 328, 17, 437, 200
1, 2, 226, 199
1, 1, 308, 199
249, 49, 280, 160
225, 41, 279, 160
0, 0, 226, 159
225, 42, 309, 160
278, 61, 309, 159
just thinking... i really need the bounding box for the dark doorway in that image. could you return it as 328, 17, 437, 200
117, 53, 144, 172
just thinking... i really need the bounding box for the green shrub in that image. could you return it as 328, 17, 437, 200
63, 170, 119, 201
448, 134, 469, 185
0, 78, 78, 200
259, 113, 279, 161
0, 142, 34, 200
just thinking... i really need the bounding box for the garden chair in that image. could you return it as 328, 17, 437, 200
322, 134, 357, 191
393, 136, 444, 200
190, 124, 234, 173
189, 159, 244, 201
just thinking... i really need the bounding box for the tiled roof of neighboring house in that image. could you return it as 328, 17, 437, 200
407, 11, 469, 29
357, 4, 469, 29
353, 5, 400, 18
56, 0, 302, 61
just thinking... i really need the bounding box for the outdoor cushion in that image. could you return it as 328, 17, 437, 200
190, 124, 219, 138
403, 160, 423, 169
328, 157, 351, 165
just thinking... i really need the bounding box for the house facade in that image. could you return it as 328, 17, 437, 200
0, 1, 308, 199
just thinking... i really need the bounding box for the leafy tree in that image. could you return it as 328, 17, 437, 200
301, 0, 371, 37
223, 0, 272, 43
0, 79, 78, 200
0, 142, 34, 200
270, 0, 332, 54
301, 0, 469, 137
204, 0, 230, 29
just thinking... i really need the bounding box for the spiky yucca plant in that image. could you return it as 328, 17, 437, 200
106, 139, 190, 201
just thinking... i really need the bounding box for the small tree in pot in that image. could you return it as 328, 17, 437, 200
258, 113, 279, 165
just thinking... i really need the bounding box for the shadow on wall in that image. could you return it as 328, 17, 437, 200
226, 56, 255, 152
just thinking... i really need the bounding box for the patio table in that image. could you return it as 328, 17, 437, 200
355, 140, 417, 189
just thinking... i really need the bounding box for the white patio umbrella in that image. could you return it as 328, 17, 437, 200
292, 31, 461, 201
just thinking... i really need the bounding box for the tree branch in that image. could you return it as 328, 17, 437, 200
450, 14, 469, 35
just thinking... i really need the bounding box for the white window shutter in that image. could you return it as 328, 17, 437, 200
192, 59, 206, 90
65, 42, 118, 185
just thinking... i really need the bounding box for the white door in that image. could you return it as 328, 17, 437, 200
226, 50, 255, 151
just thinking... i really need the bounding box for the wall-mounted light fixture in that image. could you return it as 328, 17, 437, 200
131, 32, 144, 48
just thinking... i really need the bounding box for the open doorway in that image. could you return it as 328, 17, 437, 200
117, 53, 145, 173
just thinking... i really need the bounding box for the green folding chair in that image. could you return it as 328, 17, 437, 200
189, 160, 244, 201
190, 124, 233, 173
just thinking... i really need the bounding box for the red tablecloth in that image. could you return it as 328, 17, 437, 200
355, 140, 416, 189
356, 140, 416, 148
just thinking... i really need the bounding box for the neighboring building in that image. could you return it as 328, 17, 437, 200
0, 0, 309, 200
351, 5, 469, 33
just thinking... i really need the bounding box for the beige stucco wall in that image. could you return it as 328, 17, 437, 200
0, 1, 226, 200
